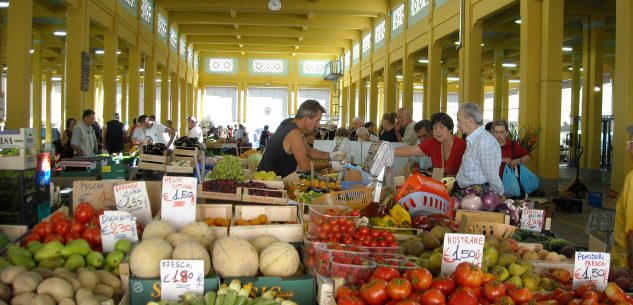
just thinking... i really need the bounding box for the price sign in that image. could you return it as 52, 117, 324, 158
160, 260, 204, 301
573, 252, 610, 291
520, 209, 544, 232
441, 233, 485, 275
161, 176, 197, 230
113, 181, 153, 225
99, 211, 138, 253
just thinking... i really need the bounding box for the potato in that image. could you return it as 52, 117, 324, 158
10, 292, 35, 305
31, 294, 55, 305
0, 283, 11, 301
37, 277, 74, 302
93, 284, 113, 298
77, 270, 98, 290
94, 270, 121, 292
77, 299, 100, 305
57, 273, 81, 291
1, 266, 26, 285
93, 294, 111, 302
74, 288, 93, 304
54, 268, 70, 276
59, 298, 76, 305
31, 268, 55, 280
12, 272, 43, 294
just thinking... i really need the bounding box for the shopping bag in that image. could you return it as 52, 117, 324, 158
503, 164, 521, 198
518, 164, 540, 193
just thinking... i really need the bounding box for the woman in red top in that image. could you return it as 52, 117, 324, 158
492, 119, 532, 177
395, 113, 466, 176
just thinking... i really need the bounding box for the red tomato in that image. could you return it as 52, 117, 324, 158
503, 282, 517, 293
43, 234, 64, 243
23, 233, 41, 244
568, 299, 581, 305
394, 301, 419, 305
431, 277, 456, 296
372, 266, 401, 282
448, 290, 477, 305
53, 219, 70, 236
74, 202, 95, 224
336, 286, 358, 301
386, 278, 412, 300
532, 292, 550, 302
69, 221, 85, 235
360, 279, 389, 305
508, 288, 532, 304
583, 291, 599, 303
456, 286, 481, 298
454, 262, 485, 288
554, 291, 576, 305
493, 296, 515, 305
38, 221, 53, 236
90, 208, 105, 227
483, 281, 506, 301
403, 268, 432, 291
419, 289, 446, 305
577, 283, 598, 299
64, 232, 81, 243
50, 212, 68, 223
338, 296, 366, 305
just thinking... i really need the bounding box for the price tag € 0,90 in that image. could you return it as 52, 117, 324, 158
160, 259, 205, 301
161, 176, 197, 230
99, 211, 138, 253
113, 181, 153, 225
573, 252, 610, 291
441, 233, 485, 275
520, 209, 544, 232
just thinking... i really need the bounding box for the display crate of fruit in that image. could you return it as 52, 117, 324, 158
242, 187, 288, 205
196, 204, 232, 237
303, 235, 328, 275
198, 180, 243, 201
138, 152, 168, 171
230, 205, 303, 242
0, 147, 37, 170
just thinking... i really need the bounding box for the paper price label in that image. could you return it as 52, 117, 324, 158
573, 252, 610, 291
441, 233, 485, 275
160, 260, 205, 301
113, 181, 153, 225
520, 209, 544, 232
161, 176, 197, 230
99, 211, 138, 253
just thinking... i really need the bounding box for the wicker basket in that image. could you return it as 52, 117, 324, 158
467, 222, 517, 239
311, 188, 373, 211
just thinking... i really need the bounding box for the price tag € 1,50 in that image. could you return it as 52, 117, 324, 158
441, 233, 485, 275
573, 252, 610, 291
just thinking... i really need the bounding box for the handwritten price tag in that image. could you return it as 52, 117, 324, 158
160, 260, 204, 301
573, 252, 610, 291
441, 233, 485, 275
99, 211, 138, 253
161, 177, 197, 230
113, 181, 153, 225
520, 209, 544, 232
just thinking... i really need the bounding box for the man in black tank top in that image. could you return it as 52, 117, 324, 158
257, 100, 347, 178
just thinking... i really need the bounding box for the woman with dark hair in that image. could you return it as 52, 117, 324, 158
394, 112, 466, 177
60, 118, 76, 158
492, 119, 532, 177
379, 112, 398, 142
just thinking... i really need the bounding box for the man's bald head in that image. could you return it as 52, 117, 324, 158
397, 108, 412, 124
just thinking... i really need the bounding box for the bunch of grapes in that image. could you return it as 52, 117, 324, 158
241, 181, 268, 189
247, 188, 283, 198
202, 179, 240, 193
206, 156, 245, 181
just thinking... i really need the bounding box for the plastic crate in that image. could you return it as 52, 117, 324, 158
308, 205, 358, 237
311, 188, 373, 210
37, 201, 51, 221
587, 192, 604, 208
331, 259, 376, 286
0, 193, 37, 226
0, 169, 36, 187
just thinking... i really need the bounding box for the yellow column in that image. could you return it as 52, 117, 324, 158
384, 63, 397, 113
458, 19, 483, 106
378, 83, 385, 120
144, 53, 157, 117
369, 72, 379, 124
120, 76, 128, 124
569, 51, 582, 163
341, 86, 349, 127
128, 47, 141, 120
518, 0, 542, 131
5, 0, 33, 128
538, 0, 564, 184
358, 78, 367, 122
585, 15, 605, 170
501, 74, 509, 120
45, 70, 53, 143
160, 66, 170, 121
402, 56, 415, 111
349, 82, 357, 119
580, 17, 590, 167
440, 67, 448, 113
103, 29, 118, 120
33, 31, 42, 148
60, 59, 66, 125
493, 48, 504, 119
612, 0, 633, 190
64, 0, 89, 120
170, 73, 178, 121
425, 42, 442, 119
180, 78, 187, 135
187, 82, 194, 117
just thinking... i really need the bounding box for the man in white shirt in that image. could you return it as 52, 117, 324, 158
138, 115, 175, 147
187, 116, 203, 143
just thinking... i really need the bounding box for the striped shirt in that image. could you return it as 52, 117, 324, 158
456, 125, 505, 194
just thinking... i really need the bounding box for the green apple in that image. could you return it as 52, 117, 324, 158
114, 239, 132, 254
106, 251, 125, 269
86, 251, 104, 268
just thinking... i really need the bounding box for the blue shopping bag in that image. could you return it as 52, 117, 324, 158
503, 164, 521, 198
518, 164, 540, 193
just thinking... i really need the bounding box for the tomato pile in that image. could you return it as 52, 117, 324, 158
309, 206, 360, 242
315, 243, 369, 277
22, 202, 144, 251
335, 262, 633, 305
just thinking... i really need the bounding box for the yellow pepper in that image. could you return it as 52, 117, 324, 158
389, 205, 412, 228
381, 215, 398, 227
371, 217, 387, 227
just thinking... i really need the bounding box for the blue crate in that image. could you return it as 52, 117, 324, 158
587, 191, 604, 208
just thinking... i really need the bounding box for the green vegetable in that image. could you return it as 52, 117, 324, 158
215, 294, 225, 305
222, 290, 238, 305
205, 291, 217, 305
228, 279, 242, 292
235, 296, 248, 305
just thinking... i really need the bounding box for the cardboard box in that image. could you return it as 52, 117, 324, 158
72, 180, 162, 216
128, 276, 220, 305
196, 204, 232, 237
223, 276, 315, 305
0, 128, 35, 148
242, 188, 288, 205
230, 205, 303, 242
0, 147, 37, 170
198, 185, 243, 202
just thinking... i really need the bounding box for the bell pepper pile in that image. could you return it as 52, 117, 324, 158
371, 205, 412, 229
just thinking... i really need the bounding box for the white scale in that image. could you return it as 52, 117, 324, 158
362, 141, 394, 202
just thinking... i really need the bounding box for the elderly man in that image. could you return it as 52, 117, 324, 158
70, 109, 99, 156
187, 116, 203, 143
456, 102, 505, 195
349, 116, 364, 141
396, 107, 418, 145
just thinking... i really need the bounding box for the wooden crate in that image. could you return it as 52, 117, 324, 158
197, 184, 243, 201
251, 180, 285, 189
242, 188, 288, 205
455, 210, 509, 224
165, 165, 194, 174
230, 205, 302, 242
196, 204, 232, 237
138, 152, 168, 171
173, 147, 198, 158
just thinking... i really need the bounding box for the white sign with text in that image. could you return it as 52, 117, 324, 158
441, 233, 485, 275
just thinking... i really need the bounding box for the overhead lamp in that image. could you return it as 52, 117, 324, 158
3, 67, 6, 71
453, 41, 460, 46
414, 85, 424, 90
515, 19, 522, 24
418, 58, 429, 64
447, 77, 460, 81
580, 68, 584, 71
396, 75, 403, 80
156, 79, 161, 83
139, 68, 145, 72
51, 77, 62, 81
0, 2, 8, 8
116, 50, 122, 55
53, 31, 67, 37
509, 79, 520, 83
502, 63, 517, 68
594, 86, 601, 92
29, 49, 34, 54
95, 49, 105, 55
481, 43, 485, 47
562, 46, 573, 52
568, 67, 573, 71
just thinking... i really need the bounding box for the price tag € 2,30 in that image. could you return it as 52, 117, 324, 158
573, 252, 610, 291
441, 233, 485, 275
99, 211, 138, 253
160, 259, 205, 301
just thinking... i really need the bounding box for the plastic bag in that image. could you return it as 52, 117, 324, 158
502, 164, 521, 198
518, 164, 540, 194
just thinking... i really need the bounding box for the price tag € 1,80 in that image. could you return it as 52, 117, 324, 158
441, 233, 485, 275
573, 252, 610, 291
99, 211, 138, 253
160, 260, 205, 301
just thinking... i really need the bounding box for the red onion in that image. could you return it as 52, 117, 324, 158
461, 195, 483, 211
481, 192, 500, 211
